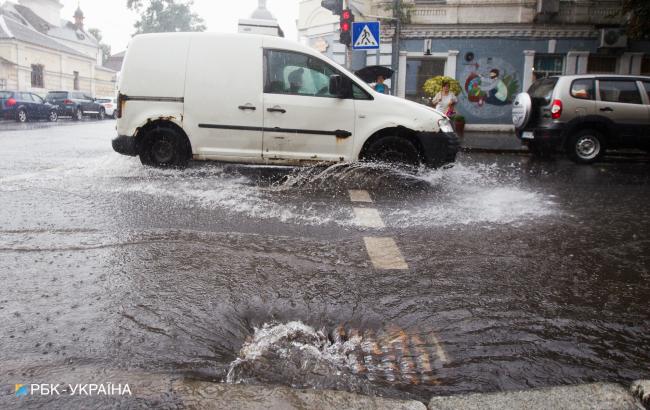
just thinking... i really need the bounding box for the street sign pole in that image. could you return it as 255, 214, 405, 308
390, 0, 401, 96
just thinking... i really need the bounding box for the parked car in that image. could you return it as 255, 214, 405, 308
113, 32, 459, 168
96, 96, 117, 119
45, 91, 105, 120
513, 75, 650, 164
0, 91, 58, 123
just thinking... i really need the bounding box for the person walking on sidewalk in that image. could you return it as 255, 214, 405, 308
431, 80, 458, 117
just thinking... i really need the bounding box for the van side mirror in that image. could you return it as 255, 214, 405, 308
329, 74, 350, 98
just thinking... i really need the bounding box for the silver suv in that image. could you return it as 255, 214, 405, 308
512, 75, 650, 163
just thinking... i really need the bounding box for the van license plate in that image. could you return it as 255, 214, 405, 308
522, 131, 534, 139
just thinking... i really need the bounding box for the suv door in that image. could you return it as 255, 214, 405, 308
262, 49, 355, 162
596, 79, 647, 147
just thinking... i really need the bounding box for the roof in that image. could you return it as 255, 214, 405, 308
0, 55, 16, 65
2, 2, 97, 47
0, 15, 92, 59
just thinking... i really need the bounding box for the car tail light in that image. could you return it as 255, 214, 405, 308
550, 99, 563, 120
63, 99, 73, 104
6, 97, 16, 107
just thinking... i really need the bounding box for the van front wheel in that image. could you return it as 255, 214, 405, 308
365, 136, 421, 167
139, 126, 190, 168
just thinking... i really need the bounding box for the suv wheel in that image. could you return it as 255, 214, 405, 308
139, 126, 190, 168
97, 108, 105, 120
74, 108, 83, 121
365, 136, 421, 167
48, 110, 58, 122
567, 129, 604, 164
17, 109, 27, 123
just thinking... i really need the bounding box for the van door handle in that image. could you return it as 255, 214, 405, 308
238, 105, 256, 111
267, 107, 286, 114
600, 107, 614, 112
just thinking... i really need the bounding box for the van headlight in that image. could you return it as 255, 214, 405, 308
438, 118, 454, 133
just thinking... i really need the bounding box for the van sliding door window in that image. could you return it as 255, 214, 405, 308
264, 49, 339, 98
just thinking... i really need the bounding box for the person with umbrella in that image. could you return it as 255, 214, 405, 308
355, 65, 394, 95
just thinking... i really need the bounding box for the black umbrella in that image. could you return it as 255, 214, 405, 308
355, 65, 394, 83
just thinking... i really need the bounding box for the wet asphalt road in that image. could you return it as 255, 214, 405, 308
1, 120, 649, 407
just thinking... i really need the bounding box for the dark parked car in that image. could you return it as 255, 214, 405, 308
45, 91, 106, 120
0, 91, 58, 123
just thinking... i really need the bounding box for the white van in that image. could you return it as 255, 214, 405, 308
112, 32, 459, 168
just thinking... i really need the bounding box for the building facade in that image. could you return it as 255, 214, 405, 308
0, 0, 116, 97
298, 0, 650, 127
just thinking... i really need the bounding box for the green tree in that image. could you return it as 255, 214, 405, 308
381, 0, 414, 25
126, 0, 206, 35
621, 0, 650, 39
88, 28, 111, 66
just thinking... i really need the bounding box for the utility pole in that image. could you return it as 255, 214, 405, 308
390, 0, 401, 96
345, 0, 352, 70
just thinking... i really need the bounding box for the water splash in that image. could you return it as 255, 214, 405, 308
226, 321, 446, 391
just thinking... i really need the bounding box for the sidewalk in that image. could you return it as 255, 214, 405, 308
460, 131, 527, 153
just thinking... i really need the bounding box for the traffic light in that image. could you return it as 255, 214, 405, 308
321, 0, 342, 15
339, 8, 354, 46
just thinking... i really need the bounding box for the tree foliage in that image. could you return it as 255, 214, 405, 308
126, 0, 206, 35
621, 0, 650, 39
88, 28, 111, 65
381, 0, 415, 25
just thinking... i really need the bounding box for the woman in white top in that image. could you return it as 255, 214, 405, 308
431, 81, 458, 116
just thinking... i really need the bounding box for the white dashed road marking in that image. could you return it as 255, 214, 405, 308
348, 189, 373, 203
353, 207, 386, 229
363, 237, 408, 270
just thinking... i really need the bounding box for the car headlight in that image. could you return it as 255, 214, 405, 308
438, 118, 454, 133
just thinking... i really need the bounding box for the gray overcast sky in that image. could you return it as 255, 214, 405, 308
60, 0, 299, 53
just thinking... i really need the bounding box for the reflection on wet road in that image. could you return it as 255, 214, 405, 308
1, 121, 649, 406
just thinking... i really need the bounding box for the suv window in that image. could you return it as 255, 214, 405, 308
643, 82, 650, 103
599, 80, 642, 104
571, 79, 595, 100
528, 78, 557, 104
265, 49, 341, 98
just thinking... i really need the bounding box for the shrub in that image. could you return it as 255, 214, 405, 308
422, 76, 462, 97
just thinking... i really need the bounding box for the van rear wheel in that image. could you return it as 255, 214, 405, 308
365, 136, 421, 168
139, 126, 190, 168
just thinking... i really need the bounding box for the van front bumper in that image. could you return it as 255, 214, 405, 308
112, 135, 139, 156
416, 130, 460, 168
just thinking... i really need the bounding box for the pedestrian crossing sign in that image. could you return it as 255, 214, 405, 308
352, 22, 380, 50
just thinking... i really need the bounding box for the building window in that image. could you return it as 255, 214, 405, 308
587, 55, 617, 74
405, 58, 446, 104
31, 64, 44, 88
0, 79, 6, 90
641, 56, 650, 76
73, 71, 80, 90
533, 54, 564, 79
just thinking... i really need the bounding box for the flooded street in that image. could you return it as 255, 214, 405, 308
1, 121, 649, 407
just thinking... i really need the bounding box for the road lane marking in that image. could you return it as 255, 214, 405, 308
353, 207, 386, 228
363, 237, 408, 270
349, 189, 373, 203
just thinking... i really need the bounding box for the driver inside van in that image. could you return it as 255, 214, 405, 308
288, 68, 304, 94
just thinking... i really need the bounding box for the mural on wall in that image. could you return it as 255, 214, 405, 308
458, 56, 520, 120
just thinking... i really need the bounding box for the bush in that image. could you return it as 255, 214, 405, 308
422, 76, 462, 97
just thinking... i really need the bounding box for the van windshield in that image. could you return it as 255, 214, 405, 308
528, 78, 557, 104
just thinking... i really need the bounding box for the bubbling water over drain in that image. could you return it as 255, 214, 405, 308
226, 321, 446, 393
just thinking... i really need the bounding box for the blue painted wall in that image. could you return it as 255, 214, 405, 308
401, 37, 602, 124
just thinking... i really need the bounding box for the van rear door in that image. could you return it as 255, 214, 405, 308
184, 35, 264, 160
